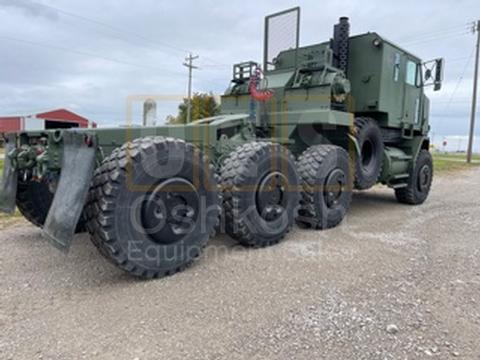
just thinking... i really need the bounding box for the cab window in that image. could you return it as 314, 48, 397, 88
406, 60, 417, 86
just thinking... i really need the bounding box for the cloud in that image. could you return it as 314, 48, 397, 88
0, 0, 58, 20
0, 0, 478, 136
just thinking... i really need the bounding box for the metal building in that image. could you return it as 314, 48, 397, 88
0, 109, 96, 134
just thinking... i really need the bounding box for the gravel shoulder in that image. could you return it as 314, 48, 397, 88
1, 169, 479, 359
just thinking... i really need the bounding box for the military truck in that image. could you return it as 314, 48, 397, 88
0, 8, 443, 278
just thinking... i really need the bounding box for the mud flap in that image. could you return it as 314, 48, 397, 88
0, 134, 18, 214
43, 132, 96, 251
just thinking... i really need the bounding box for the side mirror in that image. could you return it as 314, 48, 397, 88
423, 58, 444, 91
433, 58, 444, 91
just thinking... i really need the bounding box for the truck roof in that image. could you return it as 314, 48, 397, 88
278, 32, 422, 64
349, 32, 422, 62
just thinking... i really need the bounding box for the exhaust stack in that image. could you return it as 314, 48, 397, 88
331, 17, 350, 73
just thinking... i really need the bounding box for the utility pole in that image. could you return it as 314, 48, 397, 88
183, 53, 199, 123
467, 20, 480, 163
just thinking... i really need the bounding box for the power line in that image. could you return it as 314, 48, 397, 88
447, 56, 473, 63
0, 34, 186, 76
433, 100, 472, 104
443, 47, 475, 111
200, 64, 231, 68
0, 34, 228, 90
28, 0, 188, 56
392, 22, 472, 47
403, 30, 471, 46
398, 23, 470, 43
28, 0, 226, 67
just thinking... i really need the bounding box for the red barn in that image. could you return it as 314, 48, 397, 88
0, 109, 97, 134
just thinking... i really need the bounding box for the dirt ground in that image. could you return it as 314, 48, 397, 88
1, 168, 479, 359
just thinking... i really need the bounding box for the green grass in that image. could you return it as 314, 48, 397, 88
433, 152, 480, 172
434, 152, 480, 160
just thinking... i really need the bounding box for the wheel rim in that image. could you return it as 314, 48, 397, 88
417, 164, 431, 193
324, 168, 347, 208
141, 178, 199, 244
256, 171, 288, 222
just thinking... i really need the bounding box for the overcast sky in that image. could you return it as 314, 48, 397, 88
0, 0, 479, 150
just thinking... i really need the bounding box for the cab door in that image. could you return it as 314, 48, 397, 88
402, 58, 422, 135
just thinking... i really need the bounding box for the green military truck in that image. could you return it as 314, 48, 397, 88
0, 8, 443, 278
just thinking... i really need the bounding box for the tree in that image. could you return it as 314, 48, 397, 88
172, 92, 220, 124
165, 115, 178, 124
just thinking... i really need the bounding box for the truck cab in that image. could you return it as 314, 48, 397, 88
349, 33, 432, 140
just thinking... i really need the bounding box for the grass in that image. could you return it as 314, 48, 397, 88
0, 211, 23, 228
433, 152, 480, 172
434, 152, 480, 160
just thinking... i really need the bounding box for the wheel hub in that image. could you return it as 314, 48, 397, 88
417, 164, 431, 192
256, 172, 288, 222
141, 178, 199, 244
324, 168, 346, 208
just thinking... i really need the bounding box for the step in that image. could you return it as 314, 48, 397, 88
389, 183, 408, 189
391, 173, 410, 180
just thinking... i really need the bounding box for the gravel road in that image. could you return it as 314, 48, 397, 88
1, 169, 479, 359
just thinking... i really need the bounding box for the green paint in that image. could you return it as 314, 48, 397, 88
5, 12, 441, 189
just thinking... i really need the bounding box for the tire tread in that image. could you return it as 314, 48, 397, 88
297, 145, 352, 229
85, 136, 218, 279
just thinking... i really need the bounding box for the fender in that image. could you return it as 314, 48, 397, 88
407, 135, 429, 170
43, 132, 97, 251
0, 134, 18, 214
347, 133, 361, 159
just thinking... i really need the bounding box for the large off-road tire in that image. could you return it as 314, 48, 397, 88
354, 117, 384, 190
297, 145, 353, 229
395, 149, 433, 205
220, 142, 299, 247
85, 136, 219, 279
16, 180, 87, 232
